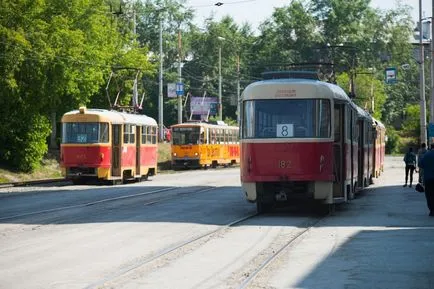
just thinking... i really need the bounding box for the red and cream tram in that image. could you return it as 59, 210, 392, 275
239, 73, 383, 212
60, 107, 158, 184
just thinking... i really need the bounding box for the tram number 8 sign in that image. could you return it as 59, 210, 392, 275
277, 124, 294, 137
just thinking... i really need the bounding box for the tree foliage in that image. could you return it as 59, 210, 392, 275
0, 0, 420, 171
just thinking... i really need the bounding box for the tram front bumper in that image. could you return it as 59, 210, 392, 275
172, 158, 200, 169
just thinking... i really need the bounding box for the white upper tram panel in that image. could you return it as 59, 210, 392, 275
63, 108, 157, 126
241, 78, 353, 104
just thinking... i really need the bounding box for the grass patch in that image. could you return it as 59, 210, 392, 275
0, 156, 62, 184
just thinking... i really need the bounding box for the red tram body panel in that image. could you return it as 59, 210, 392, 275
241, 142, 333, 182
239, 75, 385, 212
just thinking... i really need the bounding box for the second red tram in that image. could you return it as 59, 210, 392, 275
60, 107, 158, 184
240, 75, 385, 212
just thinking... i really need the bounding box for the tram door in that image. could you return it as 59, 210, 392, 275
358, 120, 365, 188
136, 126, 141, 176
333, 103, 345, 199
112, 124, 121, 177
349, 108, 355, 199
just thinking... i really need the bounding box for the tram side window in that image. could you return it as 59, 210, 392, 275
318, 100, 331, 138
124, 124, 135, 144
334, 107, 341, 141
345, 107, 351, 142
152, 126, 157, 144
141, 126, 146, 144
144, 126, 150, 143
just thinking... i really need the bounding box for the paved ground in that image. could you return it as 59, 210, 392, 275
260, 156, 434, 289
1, 156, 434, 289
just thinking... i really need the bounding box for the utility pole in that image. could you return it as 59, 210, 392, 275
217, 36, 225, 121
218, 45, 222, 121
236, 55, 241, 125
178, 29, 183, 124
420, 0, 428, 145
430, 0, 434, 144
159, 17, 164, 141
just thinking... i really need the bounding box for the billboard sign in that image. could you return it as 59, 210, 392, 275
190, 97, 218, 116
385, 67, 397, 84
167, 83, 177, 98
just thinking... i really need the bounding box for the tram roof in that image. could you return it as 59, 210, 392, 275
242, 78, 353, 103
171, 121, 238, 130
352, 104, 372, 120
62, 108, 157, 126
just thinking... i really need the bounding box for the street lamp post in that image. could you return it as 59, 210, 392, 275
178, 28, 183, 124
430, 0, 434, 143
159, 17, 164, 141
218, 36, 225, 121
419, 0, 427, 144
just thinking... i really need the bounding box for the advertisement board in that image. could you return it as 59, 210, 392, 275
190, 97, 218, 116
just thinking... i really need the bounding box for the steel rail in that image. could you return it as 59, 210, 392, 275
0, 186, 218, 221
237, 216, 327, 289
85, 212, 258, 289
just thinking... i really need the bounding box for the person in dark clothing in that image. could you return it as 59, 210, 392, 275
403, 147, 417, 187
418, 143, 427, 184
418, 143, 434, 216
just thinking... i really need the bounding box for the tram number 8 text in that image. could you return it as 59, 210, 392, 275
279, 160, 292, 169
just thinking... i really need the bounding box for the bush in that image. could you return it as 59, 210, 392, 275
385, 127, 400, 154
0, 113, 51, 172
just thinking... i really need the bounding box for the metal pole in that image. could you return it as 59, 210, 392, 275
218, 46, 222, 121
237, 55, 240, 125
430, 0, 434, 140
178, 29, 183, 124
159, 18, 164, 141
420, 0, 428, 144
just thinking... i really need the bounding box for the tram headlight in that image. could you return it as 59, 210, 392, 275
194, 152, 198, 156
172, 152, 177, 157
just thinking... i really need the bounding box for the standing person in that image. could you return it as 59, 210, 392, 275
418, 143, 427, 184
418, 143, 434, 216
403, 147, 417, 187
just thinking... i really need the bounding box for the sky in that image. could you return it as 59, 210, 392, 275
185, 0, 432, 32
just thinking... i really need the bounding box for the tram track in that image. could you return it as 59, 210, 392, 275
236, 214, 328, 289
0, 186, 221, 222
85, 209, 328, 289
85, 212, 259, 289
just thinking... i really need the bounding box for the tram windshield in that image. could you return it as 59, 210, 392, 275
242, 99, 331, 139
172, 126, 202, 145
62, 122, 109, 144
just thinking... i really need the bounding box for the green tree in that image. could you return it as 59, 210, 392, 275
0, 0, 153, 171
182, 16, 255, 123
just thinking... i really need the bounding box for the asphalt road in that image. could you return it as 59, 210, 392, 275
0, 157, 433, 289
